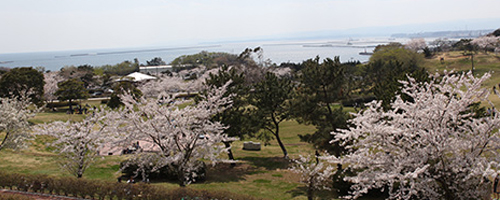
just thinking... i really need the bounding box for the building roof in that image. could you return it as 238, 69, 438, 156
125, 72, 157, 82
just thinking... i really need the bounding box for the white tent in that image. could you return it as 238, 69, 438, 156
124, 72, 157, 82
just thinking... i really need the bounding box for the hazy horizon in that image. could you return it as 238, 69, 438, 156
1, 0, 499, 54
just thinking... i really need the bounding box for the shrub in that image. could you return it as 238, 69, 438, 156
0, 172, 261, 200
0, 193, 34, 200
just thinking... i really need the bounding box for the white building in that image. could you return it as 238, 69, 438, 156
139, 65, 173, 74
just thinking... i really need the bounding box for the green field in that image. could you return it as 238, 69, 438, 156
1, 51, 500, 200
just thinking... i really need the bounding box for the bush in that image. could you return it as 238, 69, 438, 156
120, 159, 206, 183
0, 193, 34, 200
0, 172, 261, 200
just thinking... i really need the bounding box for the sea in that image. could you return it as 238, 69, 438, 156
0, 38, 404, 72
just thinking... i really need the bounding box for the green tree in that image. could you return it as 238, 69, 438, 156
203, 65, 260, 161
55, 79, 89, 113
0, 67, 45, 105
293, 57, 350, 157
107, 81, 142, 109
250, 72, 293, 158
146, 57, 166, 66
365, 44, 428, 110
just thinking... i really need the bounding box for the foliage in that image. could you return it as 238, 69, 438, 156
250, 72, 294, 158
113, 83, 233, 186
0, 171, 261, 200
107, 81, 142, 109
54, 79, 89, 113
204, 65, 258, 139
171, 51, 240, 69
35, 107, 121, 178
293, 57, 350, 156
146, 57, 166, 66
366, 44, 428, 110
334, 71, 500, 199
0, 95, 37, 152
0, 67, 45, 105
58, 65, 96, 88
96, 61, 139, 76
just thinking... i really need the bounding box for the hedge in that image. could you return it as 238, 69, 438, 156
0, 171, 262, 200
0, 193, 34, 200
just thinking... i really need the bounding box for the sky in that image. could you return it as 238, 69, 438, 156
0, 0, 499, 54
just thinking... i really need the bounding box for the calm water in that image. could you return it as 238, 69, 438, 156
0, 38, 398, 71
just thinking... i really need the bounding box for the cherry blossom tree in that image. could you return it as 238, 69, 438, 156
138, 74, 187, 98
35, 108, 122, 178
115, 83, 233, 186
472, 36, 500, 54
290, 154, 336, 200
0, 95, 37, 151
333, 71, 500, 199
43, 72, 64, 103
405, 38, 427, 52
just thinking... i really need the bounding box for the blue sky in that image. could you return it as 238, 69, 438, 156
1, 0, 499, 54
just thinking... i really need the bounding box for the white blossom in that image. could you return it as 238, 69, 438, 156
290, 154, 337, 200
43, 72, 64, 102
333, 71, 499, 199
472, 36, 500, 52
35, 107, 122, 178
405, 38, 427, 52
114, 82, 233, 186
0, 95, 37, 151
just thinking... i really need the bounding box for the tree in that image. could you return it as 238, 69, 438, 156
471, 36, 500, 54
250, 72, 293, 158
405, 38, 427, 52
55, 79, 89, 113
430, 38, 453, 53
114, 83, 233, 186
453, 39, 478, 74
107, 81, 142, 109
146, 57, 166, 66
43, 72, 64, 103
333, 71, 500, 199
35, 108, 120, 178
203, 65, 259, 162
366, 44, 428, 110
293, 57, 350, 157
290, 154, 336, 200
0, 67, 45, 105
0, 95, 37, 152
138, 74, 186, 98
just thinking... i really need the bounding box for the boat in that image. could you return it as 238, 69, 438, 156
359, 49, 373, 55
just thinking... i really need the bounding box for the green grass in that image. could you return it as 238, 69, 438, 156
424, 51, 500, 107
2, 110, 335, 200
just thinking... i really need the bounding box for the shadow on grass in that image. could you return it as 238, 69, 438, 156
287, 186, 337, 200
203, 156, 291, 184
238, 156, 291, 170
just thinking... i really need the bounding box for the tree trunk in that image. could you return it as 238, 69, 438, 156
0, 131, 10, 152
69, 99, 73, 114
275, 132, 288, 159
307, 186, 314, 200
307, 178, 314, 200
471, 53, 475, 75
223, 141, 236, 167
177, 166, 186, 187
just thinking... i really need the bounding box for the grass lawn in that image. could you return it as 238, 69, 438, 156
423, 51, 500, 107
2, 111, 337, 200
